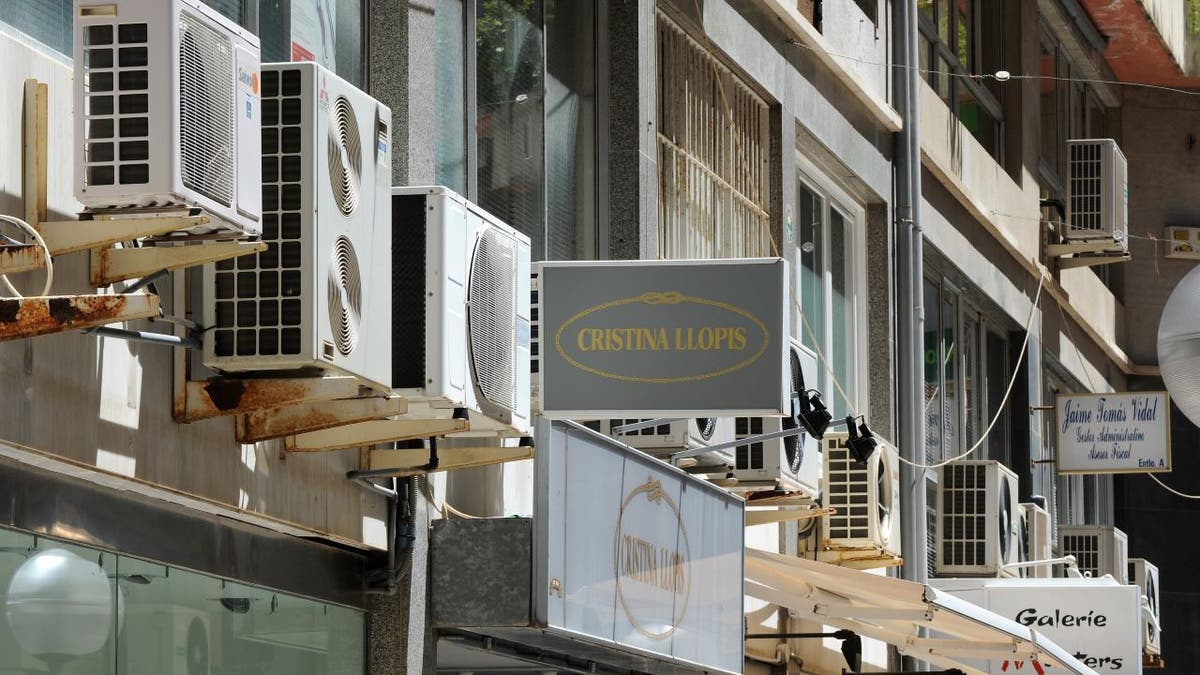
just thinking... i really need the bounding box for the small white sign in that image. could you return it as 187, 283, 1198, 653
1056, 392, 1171, 474
932, 579, 1143, 674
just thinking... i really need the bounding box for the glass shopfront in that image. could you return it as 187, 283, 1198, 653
0, 526, 364, 674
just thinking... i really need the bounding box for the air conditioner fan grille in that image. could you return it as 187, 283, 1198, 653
327, 96, 362, 215
468, 228, 517, 410
327, 235, 363, 356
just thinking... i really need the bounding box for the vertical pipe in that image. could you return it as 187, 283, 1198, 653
893, 0, 927, 589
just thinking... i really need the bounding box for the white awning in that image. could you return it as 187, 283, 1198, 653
745, 549, 1097, 675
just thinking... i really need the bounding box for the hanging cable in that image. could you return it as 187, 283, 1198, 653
0, 215, 53, 298
1148, 473, 1200, 500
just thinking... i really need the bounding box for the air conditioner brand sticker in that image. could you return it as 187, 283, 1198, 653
555, 291, 769, 384
613, 477, 691, 640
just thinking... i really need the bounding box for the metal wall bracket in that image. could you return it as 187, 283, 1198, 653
745, 507, 836, 527
362, 443, 534, 477
0, 244, 46, 276
174, 376, 371, 423
235, 394, 407, 443
284, 418, 471, 453
90, 240, 266, 286
0, 293, 160, 341
1056, 253, 1131, 269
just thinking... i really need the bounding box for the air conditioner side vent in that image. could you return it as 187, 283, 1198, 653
391, 193, 429, 389
179, 9, 234, 206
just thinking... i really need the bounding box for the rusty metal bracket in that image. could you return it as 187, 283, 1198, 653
284, 418, 471, 453
360, 443, 535, 477
0, 244, 46, 276
745, 507, 836, 527
175, 376, 372, 423
0, 293, 160, 341
90, 240, 266, 286
23, 80, 47, 227
235, 394, 407, 443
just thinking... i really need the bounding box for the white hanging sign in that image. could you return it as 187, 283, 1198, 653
1056, 392, 1171, 474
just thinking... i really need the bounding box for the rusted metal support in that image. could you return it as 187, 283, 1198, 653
38, 214, 212, 257
745, 507, 836, 527
23, 80, 47, 227
235, 394, 407, 443
284, 418, 471, 453
0, 244, 46, 276
90, 240, 266, 286
0, 293, 159, 341
1057, 253, 1131, 269
176, 376, 369, 423
362, 444, 534, 477
816, 549, 905, 570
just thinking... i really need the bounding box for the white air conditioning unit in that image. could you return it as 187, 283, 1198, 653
936, 460, 1021, 578
1060, 524, 1128, 583
122, 607, 211, 674
594, 417, 736, 472
202, 62, 392, 388
731, 340, 821, 496
1020, 502, 1053, 579
390, 186, 532, 436
1130, 558, 1161, 656
74, 0, 261, 237
1065, 139, 1128, 251
819, 433, 901, 566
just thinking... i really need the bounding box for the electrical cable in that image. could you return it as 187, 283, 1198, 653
1148, 473, 1200, 500
0, 215, 53, 298
417, 472, 487, 519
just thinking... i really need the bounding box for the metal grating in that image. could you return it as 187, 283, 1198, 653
824, 436, 871, 541
390, 194, 429, 389
82, 20, 152, 188
735, 417, 765, 470
940, 463, 987, 567
327, 235, 362, 356
213, 68, 304, 358
1062, 533, 1100, 578
468, 228, 518, 410
179, 10, 234, 206
326, 96, 362, 215
1067, 141, 1102, 234
655, 10, 771, 260
610, 419, 673, 438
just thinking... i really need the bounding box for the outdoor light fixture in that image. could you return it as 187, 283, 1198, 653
797, 389, 832, 439
1158, 265, 1200, 427
745, 629, 861, 670
844, 415, 878, 464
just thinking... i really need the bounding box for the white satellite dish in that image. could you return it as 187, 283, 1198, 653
1158, 265, 1200, 426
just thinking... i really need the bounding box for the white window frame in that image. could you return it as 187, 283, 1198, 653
794, 153, 868, 420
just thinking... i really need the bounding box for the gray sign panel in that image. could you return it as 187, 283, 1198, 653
536, 259, 788, 417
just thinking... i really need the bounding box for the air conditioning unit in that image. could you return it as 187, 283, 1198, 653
935, 460, 1021, 578
74, 0, 261, 237
1130, 558, 1161, 656
1020, 502, 1053, 579
819, 433, 901, 567
731, 340, 822, 496
1065, 139, 1128, 251
594, 417, 736, 472
122, 607, 211, 674
201, 62, 392, 388
391, 186, 532, 436
1060, 524, 1128, 583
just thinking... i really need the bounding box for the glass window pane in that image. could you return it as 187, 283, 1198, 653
955, 0, 973, 70
798, 184, 824, 356
436, 0, 468, 193
2, 0, 72, 55
334, 0, 364, 87
923, 278, 942, 463
936, 0, 950, 45
1039, 37, 1058, 173
260, 0, 290, 63
830, 207, 854, 417
477, 0, 546, 258
545, 0, 596, 260
986, 329, 1008, 464
963, 313, 979, 448
942, 291, 959, 457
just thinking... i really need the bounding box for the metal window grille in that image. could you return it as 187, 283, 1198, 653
656, 12, 771, 260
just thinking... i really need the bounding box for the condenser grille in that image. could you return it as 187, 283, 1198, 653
468, 228, 517, 410
327, 96, 363, 215
1068, 141, 1102, 234
941, 463, 987, 567
391, 194, 428, 388
610, 419, 673, 438
327, 235, 362, 355
213, 68, 304, 358
825, 437, 871, 541
735, 417, 765, 470
179, 10, 234, 206
1062, 534, 1100, 578
82, 21, 151, 188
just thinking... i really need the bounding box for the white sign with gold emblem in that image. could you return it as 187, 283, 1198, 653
535, 419, 744, 673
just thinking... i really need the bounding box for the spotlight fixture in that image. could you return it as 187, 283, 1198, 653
745, 628, 861, 671
797, 389, 832, 439
219, 597, 253, 615
845, 415, 877, 464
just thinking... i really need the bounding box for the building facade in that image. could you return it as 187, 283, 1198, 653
0, 0, 1194, 673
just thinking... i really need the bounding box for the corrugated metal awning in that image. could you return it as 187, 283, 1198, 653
745, 549, 1097, 675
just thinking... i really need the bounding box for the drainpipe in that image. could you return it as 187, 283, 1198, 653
893, 0, 927, 591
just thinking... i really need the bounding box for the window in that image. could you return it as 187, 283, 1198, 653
0, 0, 365, 85
657, 10, 771, 260
797, 174, 863, 419
917, 0, 1005, 160
798, 1, 823, 30
436, 0, 597, 260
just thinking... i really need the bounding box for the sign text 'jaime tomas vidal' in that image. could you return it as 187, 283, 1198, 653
1056, 391, 1171, 474
535, 259, 789, 417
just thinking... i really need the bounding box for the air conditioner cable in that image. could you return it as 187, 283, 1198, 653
0, 214, 53, 298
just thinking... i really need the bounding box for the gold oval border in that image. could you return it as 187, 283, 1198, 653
554, 291, 771, 384
612, 477, 692, 640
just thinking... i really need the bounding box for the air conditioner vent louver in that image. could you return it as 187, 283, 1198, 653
942, 463, 989, 567
1060, 525, 1128, 583
178, 10, 234, 206
82, 19, 153, 188
935, 460, 1019, 577
825, 438, 873, 542
469, 228, 518, 411
327, 235, 362, 356
327, 95, 362, 215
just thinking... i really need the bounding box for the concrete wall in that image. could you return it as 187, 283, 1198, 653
0, 29, 387, 548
